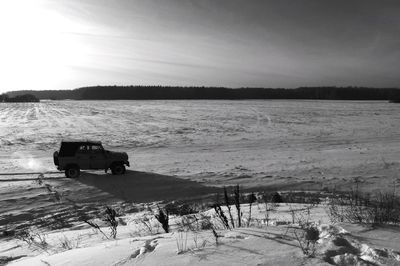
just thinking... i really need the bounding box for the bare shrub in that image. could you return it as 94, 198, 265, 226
59, 235, 73, 250
328, 190, 400, 225
292, 223, 320, 257
283, 191, 321, 205
174, 213, 214, 253
38, 213, 72, 230
175, 231, 188, 254
199, 216, 214, 231
133, 214, 160, 236
191, 231, 207, 250
247, 192, 257, 227
165, 201, 198, 216
289, 204, 298, 225
271, 192, 283, 203
223, 187, 235, 228
176, 215, 196, 232
261, 193, 278, 226
176, 214, 204, 232
212, 203, 230, 229
211, 227, 219, 245
175, 231, 208, 254
197, 215, 220, 247
176, 213, 214, 233
16, 229, 49, 253
83, 219, 109, 239
103, 206, 118, 239
59, 234, 81, 250
155, 206, 169, 233
233, 185, 242, 227
287, 205, 320, 257
327, 177, 400, 225
287, 202, 318, 227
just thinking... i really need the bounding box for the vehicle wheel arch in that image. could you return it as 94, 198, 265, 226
65, 163, 79, 169
110, 161, 126, 175
109, 161, 124, 167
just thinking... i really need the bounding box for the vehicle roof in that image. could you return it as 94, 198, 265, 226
61, 139, 102, 145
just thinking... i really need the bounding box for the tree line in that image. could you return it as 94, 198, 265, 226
5, 86, 400, 101
0, 93, 40, 102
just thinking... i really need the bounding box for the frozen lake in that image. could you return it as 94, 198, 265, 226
1, 100, 399, 190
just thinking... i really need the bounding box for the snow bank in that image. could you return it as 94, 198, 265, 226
3, 203, 400, 266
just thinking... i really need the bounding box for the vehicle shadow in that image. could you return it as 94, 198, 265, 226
77, 170, 219, 203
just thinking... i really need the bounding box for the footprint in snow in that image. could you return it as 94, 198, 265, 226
131, 238, 159, 259
112, 238, 160, 265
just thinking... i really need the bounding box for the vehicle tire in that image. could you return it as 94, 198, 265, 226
53, 151, 59, 166
111, 163, 125, 175
65, 166, 80, 178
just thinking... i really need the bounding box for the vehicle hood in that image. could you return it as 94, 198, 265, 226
107, 151, 128, 160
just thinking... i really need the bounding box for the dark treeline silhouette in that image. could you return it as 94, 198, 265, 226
6, 86, 400, 101
6, 90, 81, 100
1, 93, 40, 102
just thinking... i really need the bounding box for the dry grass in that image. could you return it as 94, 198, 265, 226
328, 190, 400, 225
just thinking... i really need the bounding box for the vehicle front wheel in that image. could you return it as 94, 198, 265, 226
65, 166, 80, 178
111, 163, 126, 175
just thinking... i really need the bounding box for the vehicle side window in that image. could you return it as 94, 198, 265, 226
90, 145, 103, 153
77, 145, 88, 153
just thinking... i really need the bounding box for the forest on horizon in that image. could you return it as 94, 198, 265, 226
5, 86, 400, 101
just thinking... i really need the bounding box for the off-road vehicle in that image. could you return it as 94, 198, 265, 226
53, 140, 130, 178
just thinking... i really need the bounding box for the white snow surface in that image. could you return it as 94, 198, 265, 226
2, 203, 400, 266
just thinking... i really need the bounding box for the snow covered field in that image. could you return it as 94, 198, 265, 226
1, 100, 399, 191
1, 100, 400, 265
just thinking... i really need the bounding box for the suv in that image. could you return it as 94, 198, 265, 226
53, 140, 130, 178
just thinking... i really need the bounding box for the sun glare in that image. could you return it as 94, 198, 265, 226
0, 0, 89, 91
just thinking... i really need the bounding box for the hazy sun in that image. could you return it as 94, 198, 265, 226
0, 0, 89, 91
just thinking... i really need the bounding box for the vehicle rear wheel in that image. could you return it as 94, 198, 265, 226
53, 151, 59, 166
65, 166, 80, 178
111, 163, 125, 175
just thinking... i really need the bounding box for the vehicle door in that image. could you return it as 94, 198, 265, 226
75, 145, 90, 169
89, 144, 107, 169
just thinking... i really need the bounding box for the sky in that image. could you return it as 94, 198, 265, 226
0, 0, 399, 93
